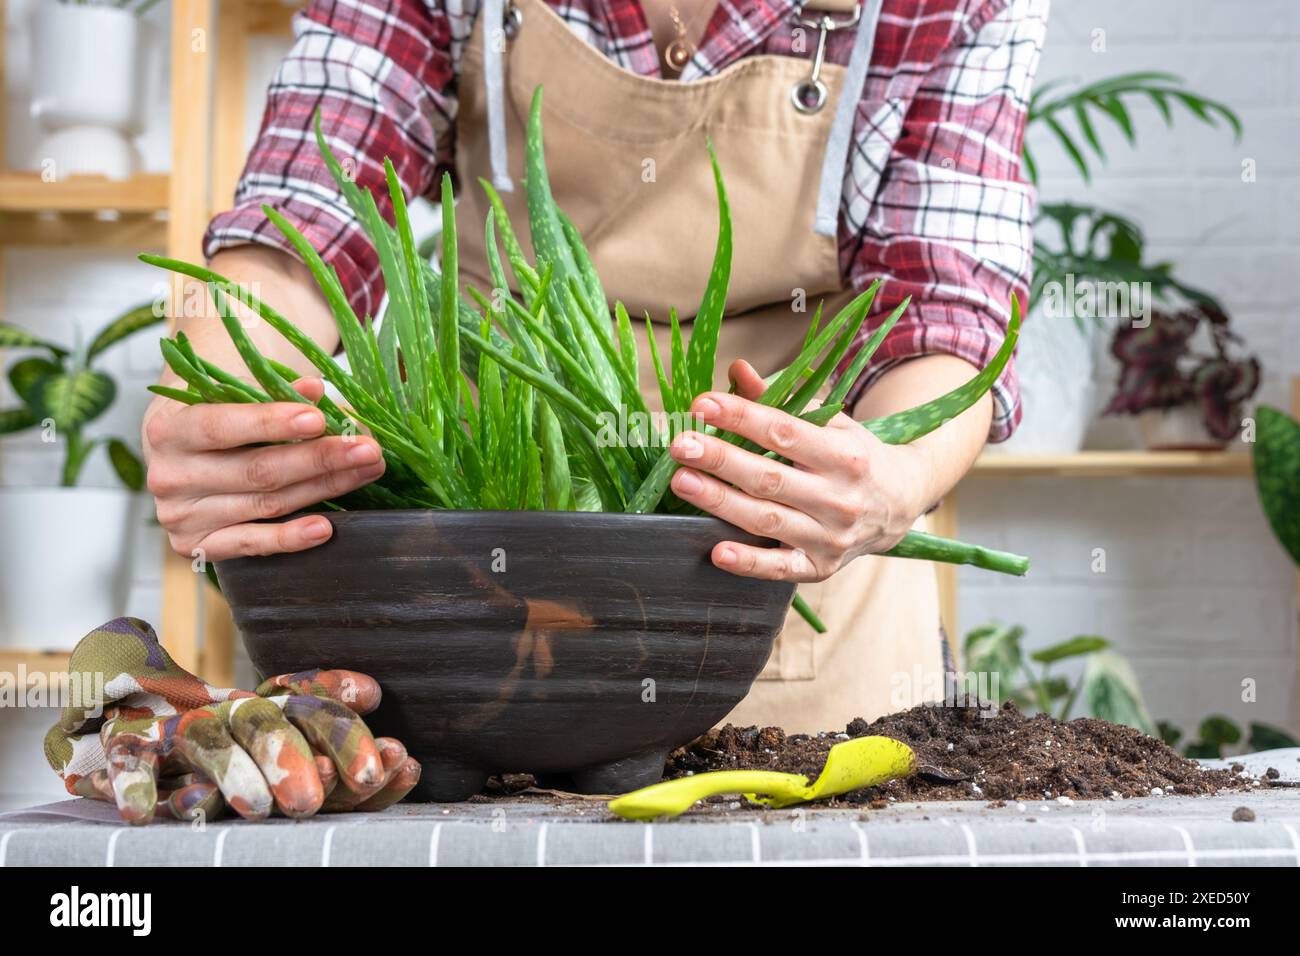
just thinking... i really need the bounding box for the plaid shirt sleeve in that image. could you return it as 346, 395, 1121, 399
840, 0, 1048, 442
203, 0, 464, 323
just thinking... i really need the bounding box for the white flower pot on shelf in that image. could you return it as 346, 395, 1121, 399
988, 309, 1098, 455
28, 4, 147, 180
0, 488, 143, 651
1138, 406, 1229, 451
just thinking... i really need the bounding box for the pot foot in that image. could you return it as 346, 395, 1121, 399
408, 757, 489, 802
568, 752, 667, 795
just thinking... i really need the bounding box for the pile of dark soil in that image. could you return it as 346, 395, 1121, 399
666, 698, 1258, 804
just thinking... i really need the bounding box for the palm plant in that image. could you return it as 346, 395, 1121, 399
0, 303, 163, 488
1026, 72, 1241, 318
141, 87, 1031, 631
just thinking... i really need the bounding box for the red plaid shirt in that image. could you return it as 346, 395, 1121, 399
206, 0, 1048, 440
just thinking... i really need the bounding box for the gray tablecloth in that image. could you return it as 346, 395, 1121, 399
3, 782, 1298, 867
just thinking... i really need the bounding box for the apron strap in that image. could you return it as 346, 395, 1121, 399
484, 0, 518, 192
808, 1, 881, 237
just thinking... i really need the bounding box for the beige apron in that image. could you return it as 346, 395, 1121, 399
454, 0, 944, 733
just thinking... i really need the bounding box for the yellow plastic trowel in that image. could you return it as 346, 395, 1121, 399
608, 736, 916, 821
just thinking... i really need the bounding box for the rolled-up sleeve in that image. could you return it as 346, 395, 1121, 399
840, 0, 1048, 442
203, 0, 462, 322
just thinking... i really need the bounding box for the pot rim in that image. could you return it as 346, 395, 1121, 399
304, 508, 740, 526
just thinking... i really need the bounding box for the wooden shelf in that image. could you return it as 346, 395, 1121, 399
0, 172, 170, 248
0, 649, 72, 674
0, 172, 170, 214
971, 450, 1253, 479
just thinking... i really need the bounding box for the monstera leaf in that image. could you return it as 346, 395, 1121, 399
30, 369, 116, 432
1253, 405, 1300, 567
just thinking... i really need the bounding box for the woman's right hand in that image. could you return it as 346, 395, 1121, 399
142, 376, 387, 562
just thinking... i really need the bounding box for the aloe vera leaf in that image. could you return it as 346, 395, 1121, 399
259, 206, 389, 410
783, 286, 891, 417
882, 530, 1029, 576
147, 384, 203, 406
539, 401, 573, 510
523, 87, 580, 296
643, 313, 678, 416
369, 168, 433, 423
137, 256, 400, 434
567, 277, 644, 414
460, 327, 604, 437
614, 301, 638, 384
625, 447, 677, 514
669, 306, 690, 413
479, 178, 542, 301
743, 283, 878, 419
791, 594, 826, 633
158, 341, 225, 404
864, 294, 1022, 445
684, 141, 732, 400
436, 172, 461, 394
483, 215, 542, 365
557, 207, 608, 327
822, 294, 907, 410
209, 286, 315, 406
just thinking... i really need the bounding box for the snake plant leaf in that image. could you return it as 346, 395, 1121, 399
0, 323, 68, 357
1082, 651, 1155, 735
107, 438, 146, 491
1252, 405, 1300, 567
0, 406, 38, 435
87, 302, 165, 360
8, 356, 61, 406
1029, 635, 1111, 664
31, 369, 116, 431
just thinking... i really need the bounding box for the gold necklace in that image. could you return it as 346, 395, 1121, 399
664, 2, 708, 73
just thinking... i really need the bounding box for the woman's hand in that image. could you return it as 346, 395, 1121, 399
142, 376, 387, 562
667, 359, 934, 582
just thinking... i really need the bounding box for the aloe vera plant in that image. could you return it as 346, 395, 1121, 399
1, 303, 163, 488
142, 86, 1028, 631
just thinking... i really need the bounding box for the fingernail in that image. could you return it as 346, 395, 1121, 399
292, 410, 322, 435
671, 433, 704, 460
303, 519, 331, 541
347, 442, 380, 466
674, 470, 703, 495
694, 397, 721, 420
716, 545, 737, 566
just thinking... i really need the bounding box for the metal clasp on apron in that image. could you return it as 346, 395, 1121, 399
790, 2, 862, 114
504, 0, 523, 38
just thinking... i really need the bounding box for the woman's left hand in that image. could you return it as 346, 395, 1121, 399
668, 359, 934, 583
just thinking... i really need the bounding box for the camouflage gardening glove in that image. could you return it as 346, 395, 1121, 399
44, 618, 420, 825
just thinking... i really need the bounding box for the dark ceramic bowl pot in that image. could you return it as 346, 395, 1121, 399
217, 510, 794, 801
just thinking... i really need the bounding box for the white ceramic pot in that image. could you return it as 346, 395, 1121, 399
0, 488, 142, 651
28, 4, 146, 179
989, 309, 1097, 455
1138, 406, 1228, 451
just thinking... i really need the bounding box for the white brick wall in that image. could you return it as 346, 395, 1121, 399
965, 0, 1300, 738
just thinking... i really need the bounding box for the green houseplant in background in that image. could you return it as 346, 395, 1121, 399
965, 623, 1300, 757
0, 303, 163, 651
1002, 71, 1242, 454
961, 623, 1155, 732
141, 89, 1031, 635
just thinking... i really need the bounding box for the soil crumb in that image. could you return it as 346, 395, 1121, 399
666, 697, 1254, 803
